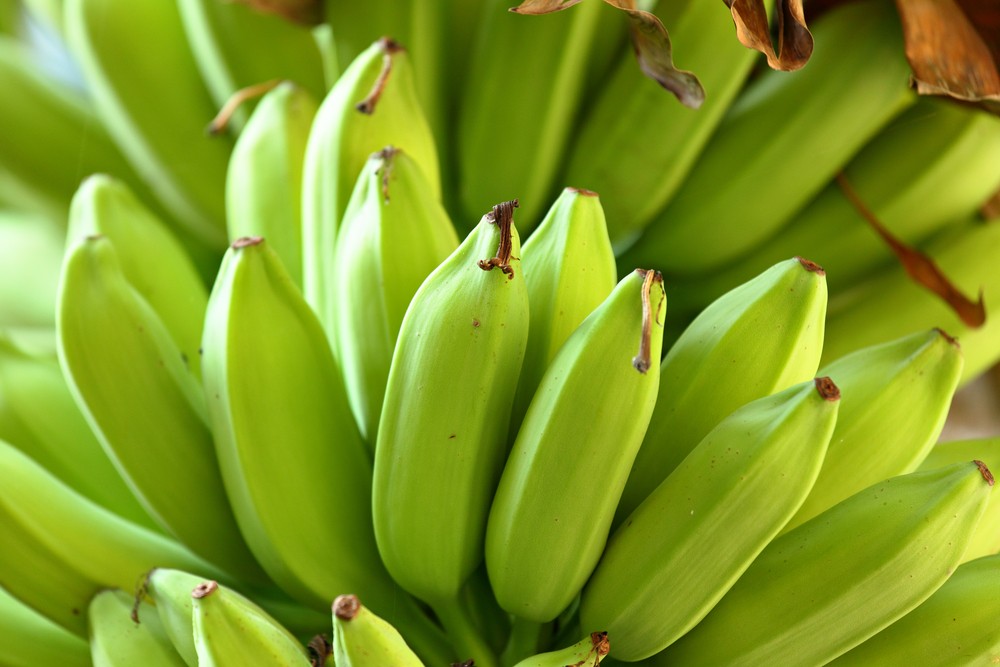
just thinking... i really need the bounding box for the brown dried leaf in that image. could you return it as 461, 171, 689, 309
509, 0, 705, 108
837, 173, 987, 328
982, 184, 1000, 220
895, 0, 1000, 109
228, 0, 322, 26
724, 0, 813, 71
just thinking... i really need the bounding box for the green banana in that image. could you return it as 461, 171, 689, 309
581, 377, 840, 661
0, 585, 91, 667
226, 80, 319, 288
512, 187, 617, 427
64, 0, 231, 250
622, 0, 914, 275
191, 579, 312, 667
0, 211, 63, 335
177, 0, 325, 131
0, 335, 152, 527
142, 568, 202, 667
56, 234, 262, 581
616, 257, 827, 523
823, 217, 1000, 382
486, 268, 665, 623
513, 632, 610, 667
89, 589, 187, 667
331, 594, 423, 667
562, 0, 760, 247
829, 554, 1000, 666
331, 146, 458, 443
0, 438, 220, 636
373, 200, 529, 665
199, 236, 452, 665
783, 329, 963, 532
920, 437, 1000, 562
301, 36, 440, 347
657, 461, 995, 665
68, 174, 208, 378
456, 0, 621, 228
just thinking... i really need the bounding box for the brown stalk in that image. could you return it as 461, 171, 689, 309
632, 269, 664, 374
478, 200, 519, 279
206, 79, 282, 135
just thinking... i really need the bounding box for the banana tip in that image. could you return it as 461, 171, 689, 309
796, 257, 825, 275
191, 580, 218, 599
333, 594, 361, 620
814, 376, 840, 401
232, 236, 264, 249
974, 460, 995, 486
934, 328, 960, 348
566, 186, 599, 197
591, 631, 610, 656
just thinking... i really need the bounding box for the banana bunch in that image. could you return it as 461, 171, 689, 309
1, 0, 1000, 665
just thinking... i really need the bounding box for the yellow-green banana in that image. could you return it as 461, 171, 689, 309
89, 589, 187, 667
623, 0, 914, 275
513, 632, 610, 667
657, 461, 995, 665
0, 585, 91, 667
783, 329, 964, 532
64, 0, 231, 249
0, 211, 64, 340
331, 594, 423, 667
226, 81, 319, 288
511, 187, 617, 427
486, 268, 665, 623
332, 146, 458, 443
581, 377, 840, 661
302, 37, 439, 347
56, 234, 261, 581
616, 257, 827, 523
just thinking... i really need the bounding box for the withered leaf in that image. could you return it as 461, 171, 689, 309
725, 0, 813, 71
982, 184, 1000, 220
895, 0, 1000, 112
509, 0, 705, 108
229, 0, 322, 26
837, 173, 987, 328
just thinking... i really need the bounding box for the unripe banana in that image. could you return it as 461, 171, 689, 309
512, 187, 617, 427
302, 37, 440, 346
512, 632, 610, 667
374, 200, 529, 606
616, 257, 827, 523
68, 174, 208, 378
0, 439, 220, 636
0, 585, 91, 667
226, 81, 318, 288
657, 461, 995, 665
143, 568, 202, 667
829, 553, 1000, 666
200, 236, 451, 665
581, 377, 840, 661
783, 329, 963, 532
0, 211, 63, 336
56, 234, 262, 581
191, 579, 312, 667
332, 147, 458, 443
920, 437, 1000, 562
64, 0, 232, 250
486, 268, 665, 623
622, 0, 914, 275
331, 594, 423, 667
89, 589, 187, 667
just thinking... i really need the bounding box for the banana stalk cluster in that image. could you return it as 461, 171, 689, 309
1, 0, 1000, 665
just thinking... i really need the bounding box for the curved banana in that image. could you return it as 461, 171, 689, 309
512, 187, 617, 427
581, 377, 840, 661
331, 594, 423, 667
89, 589, 187, 667
616, 256, 827, 523
0, 585, 91, 667
783, 329, 963, 531
56, 234, 262, 581
332, 146, 458, 443
486, 268, 665, 623
302, 37, 439, 345
226, 81, 318, 287
622, 0, 914, 275
0, 438, 220, 636
64, 0, 231, 250
513, 632, 610, 667
656, 461, 995, 665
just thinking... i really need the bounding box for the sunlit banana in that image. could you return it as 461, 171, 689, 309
657, 461, 995, 665
88, 589, 187, 667
331, 594, 423, 667
513, 632, 610, 667
0, 211, 64, 344
0, 584, 91, 667
783, 328, 963, 531
581, 377, 840, 661
486, 268, 665, 623
616, 256, 827, 523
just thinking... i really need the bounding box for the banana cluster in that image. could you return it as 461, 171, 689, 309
1, 0, 1000, 665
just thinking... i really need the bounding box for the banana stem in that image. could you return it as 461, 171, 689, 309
432, 595, 501, 667
499, 616, 545, 667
